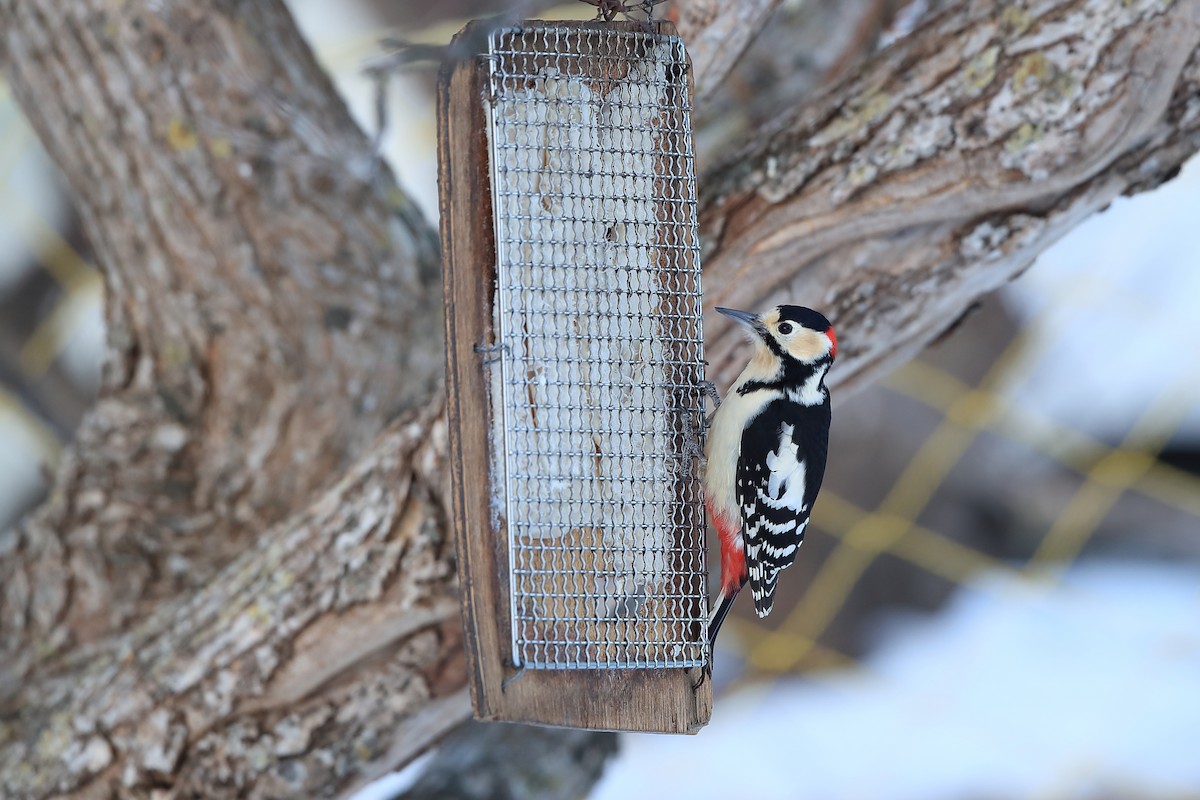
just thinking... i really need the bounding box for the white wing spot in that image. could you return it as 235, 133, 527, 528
764, 423, 808, 513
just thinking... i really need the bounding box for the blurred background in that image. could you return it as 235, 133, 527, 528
2, 1, 1198, 798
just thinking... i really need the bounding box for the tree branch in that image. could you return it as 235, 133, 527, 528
669, 0, 783, 101
2, 401, 465, 798
0, 0, 443, 662
698, 0, 1200, 391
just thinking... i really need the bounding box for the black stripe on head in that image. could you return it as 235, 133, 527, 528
760, 326, 787, 359
778, 305, 833, 333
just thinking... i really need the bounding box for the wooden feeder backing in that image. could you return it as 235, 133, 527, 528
438, 19, 711, 733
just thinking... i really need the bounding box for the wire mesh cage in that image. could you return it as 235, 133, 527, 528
439, 19, 711, 732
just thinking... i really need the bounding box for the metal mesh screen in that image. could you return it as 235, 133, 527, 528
484, 23, 707, 670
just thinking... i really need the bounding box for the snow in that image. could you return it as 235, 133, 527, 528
593, 561, 1200, 800
347, 752, 432, 800
50, 281, 105, 394
0, 97, 69, 293
0, 415, 48, 528
1001, 156, 1200, 440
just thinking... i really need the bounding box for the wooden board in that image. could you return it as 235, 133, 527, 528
438, 19, 711, 734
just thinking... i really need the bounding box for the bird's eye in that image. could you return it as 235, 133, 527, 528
778, 322, 794, 335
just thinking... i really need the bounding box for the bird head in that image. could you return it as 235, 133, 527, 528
717, 305, 837, 366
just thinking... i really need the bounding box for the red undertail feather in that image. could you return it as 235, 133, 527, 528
706, 495, 746, 597
706, 495, 746, 646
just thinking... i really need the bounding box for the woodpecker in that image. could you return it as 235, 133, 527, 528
704, 305, 836, 646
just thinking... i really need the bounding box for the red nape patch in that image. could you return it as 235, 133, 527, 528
826, 326, 838, 359
706, 495, 747, 596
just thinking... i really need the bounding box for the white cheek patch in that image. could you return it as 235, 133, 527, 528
786, 330, 827, 362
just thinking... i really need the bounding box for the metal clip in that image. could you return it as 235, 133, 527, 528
474, 342, 508, 364
480, 53, 501, 103
502, 664, 527, 689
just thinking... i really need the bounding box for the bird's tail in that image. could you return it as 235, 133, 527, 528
707, 585, 741, 647
705, 495, 746, 648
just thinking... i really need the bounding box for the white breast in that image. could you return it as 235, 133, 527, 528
704, 366, 780, 520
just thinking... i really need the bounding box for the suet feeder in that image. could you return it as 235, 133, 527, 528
438, 19, 711, 733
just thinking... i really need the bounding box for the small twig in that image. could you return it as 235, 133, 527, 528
367, 67, 388, 172
362, 3, 543, 163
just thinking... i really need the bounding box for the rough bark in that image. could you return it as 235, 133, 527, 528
0, 0, 442, 666
2, 400, 467, 799
689, 0, 893, 171
668, 0, 783, 100
699, 0, 1200, 391
1, 0, 1199, 798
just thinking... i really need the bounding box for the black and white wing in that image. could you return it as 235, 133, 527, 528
735, 400, 829, 616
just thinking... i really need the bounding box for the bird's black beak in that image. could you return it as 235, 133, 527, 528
716, 307, 768, 340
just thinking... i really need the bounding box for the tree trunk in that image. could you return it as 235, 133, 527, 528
1, 0, 1197, 797
0, 0, 443, 672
